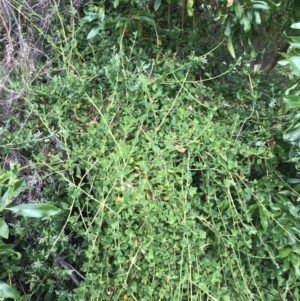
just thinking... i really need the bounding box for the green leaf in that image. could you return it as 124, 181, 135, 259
294, 264, 300, 278
252, 1, 269, 10
254, 11, 261, 24
7, 204, 62, 218
224, 17, 231, 37
284, 35, 300, 47
0, 281, 20, 300
283, 112, 300, 142
277, 59, 289, 66
187, 0, 194, 17
0, 218, 9, 239
152, 145, 161, 153
287, 178, 300, 184
0, 173, 11, 182
279, 248, 291, 258
259, 206, 268, 231
10, 164, 19, 177
227, 37, 236, 59
283, 256, 290, 271
284, 124, 300, 142
113, 0, 120, 8
87, 25, 102, 39
113, 17, 129, 24
199, 283, 207, 292
115, 19, 129, 29
287, 111, 300, 124
280, 196, 295, 209
0, 245, 21, 258
0, 187, 12, 211
291, 22, 300, 29
12, 178, 25, 199
288, 253, 300, 278
242, 13, 251, 32
234, 2, 243, 20
293, 244, 300, 255
288, 56, 300, 77
81, 10, 101, 23
284, 93, 300, 109
154, 0, 161, 11
139, 16, 155, 27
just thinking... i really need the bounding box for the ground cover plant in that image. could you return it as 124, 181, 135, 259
1, 0, 300, 300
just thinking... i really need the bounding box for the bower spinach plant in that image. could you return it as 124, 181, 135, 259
0, 163, 61, 300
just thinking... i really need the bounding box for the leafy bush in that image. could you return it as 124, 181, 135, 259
1, 1, 300, 300
13, 42, 297, 299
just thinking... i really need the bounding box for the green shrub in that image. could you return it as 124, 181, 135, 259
1, 2, 300, 300
18, 49, 299, 299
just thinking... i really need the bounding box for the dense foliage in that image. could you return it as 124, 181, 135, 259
1, 0, 300, 300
